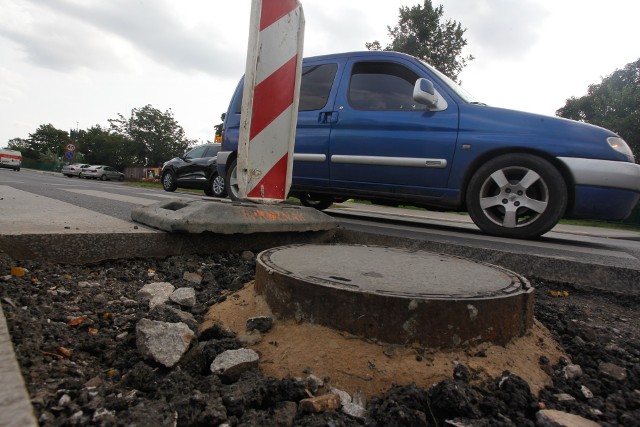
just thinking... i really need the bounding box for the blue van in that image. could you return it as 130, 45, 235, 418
217, 51, 640, 239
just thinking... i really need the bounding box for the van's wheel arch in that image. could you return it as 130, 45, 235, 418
465, 153, 567, 239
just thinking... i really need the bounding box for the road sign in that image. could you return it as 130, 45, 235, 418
65, 151, 75, 159
238, 0, 305, 203
66, 144, 76, 152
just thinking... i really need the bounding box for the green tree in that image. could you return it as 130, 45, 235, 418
28, 124, 70, 158
6, 138, 40, 159
366, 0, 473, 82
109, 105, 194, 167
557, 58, 640, 161
77, 126, 137, 170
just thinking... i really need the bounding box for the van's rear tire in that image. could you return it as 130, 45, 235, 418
225, 159, 241, 201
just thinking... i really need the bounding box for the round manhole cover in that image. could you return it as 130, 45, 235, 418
256, 244, 534, 348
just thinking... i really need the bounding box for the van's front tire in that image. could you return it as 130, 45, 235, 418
466, 153, 567, 239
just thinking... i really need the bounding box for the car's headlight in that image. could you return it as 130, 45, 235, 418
607, 137, 634, 161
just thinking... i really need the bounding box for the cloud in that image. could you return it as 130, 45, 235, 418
0, 59, 27, 103
0, 0, 246, 77
302, 4, 386, 55
440, 0, 551, 60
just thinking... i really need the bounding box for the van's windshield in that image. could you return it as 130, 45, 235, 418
421, 61, 480, 104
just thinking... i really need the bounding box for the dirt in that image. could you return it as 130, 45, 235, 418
1, 249, 640, 426
203, 282, 565, 397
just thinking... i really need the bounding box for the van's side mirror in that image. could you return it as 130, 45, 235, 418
413, 79, 447, 111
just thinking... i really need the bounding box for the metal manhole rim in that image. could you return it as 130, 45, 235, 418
257, 243, 532, 300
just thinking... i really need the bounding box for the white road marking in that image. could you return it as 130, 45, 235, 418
135, 192, 205, 199
64, 189, 160, 205
0, 185, 154, 235
0, 174, 24, 184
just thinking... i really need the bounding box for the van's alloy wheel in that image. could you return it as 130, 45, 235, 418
466, 153, 567, 239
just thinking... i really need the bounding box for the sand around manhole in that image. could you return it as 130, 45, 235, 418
202, 282, 566, 398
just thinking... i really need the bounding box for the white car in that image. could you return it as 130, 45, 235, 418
81, 165, 125, 181
61, 163, 90, 178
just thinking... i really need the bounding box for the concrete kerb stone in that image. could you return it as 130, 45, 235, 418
0, 303, 38, 427
131, 198, 337, 234
0, 229, 337, 265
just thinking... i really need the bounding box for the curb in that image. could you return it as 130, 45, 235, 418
0, 303, 38, 427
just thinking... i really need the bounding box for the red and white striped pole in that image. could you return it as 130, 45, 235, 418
238, 0, 305, 203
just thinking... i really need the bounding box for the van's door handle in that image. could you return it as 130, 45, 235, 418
319, 111, 339, 124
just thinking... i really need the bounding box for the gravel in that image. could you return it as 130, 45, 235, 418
1, 250, 639, 426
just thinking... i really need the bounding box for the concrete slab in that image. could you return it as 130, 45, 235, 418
131, 198, 337, 234
256, 244, 534, 348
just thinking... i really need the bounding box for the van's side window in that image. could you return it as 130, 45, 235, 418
299, 64, 338, 111
233, 64, 338, 114
348, 62, 426, 111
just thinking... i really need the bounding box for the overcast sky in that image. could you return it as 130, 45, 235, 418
1, 0, 638, 147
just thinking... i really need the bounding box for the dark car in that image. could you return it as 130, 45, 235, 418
161, 143, 226, 197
